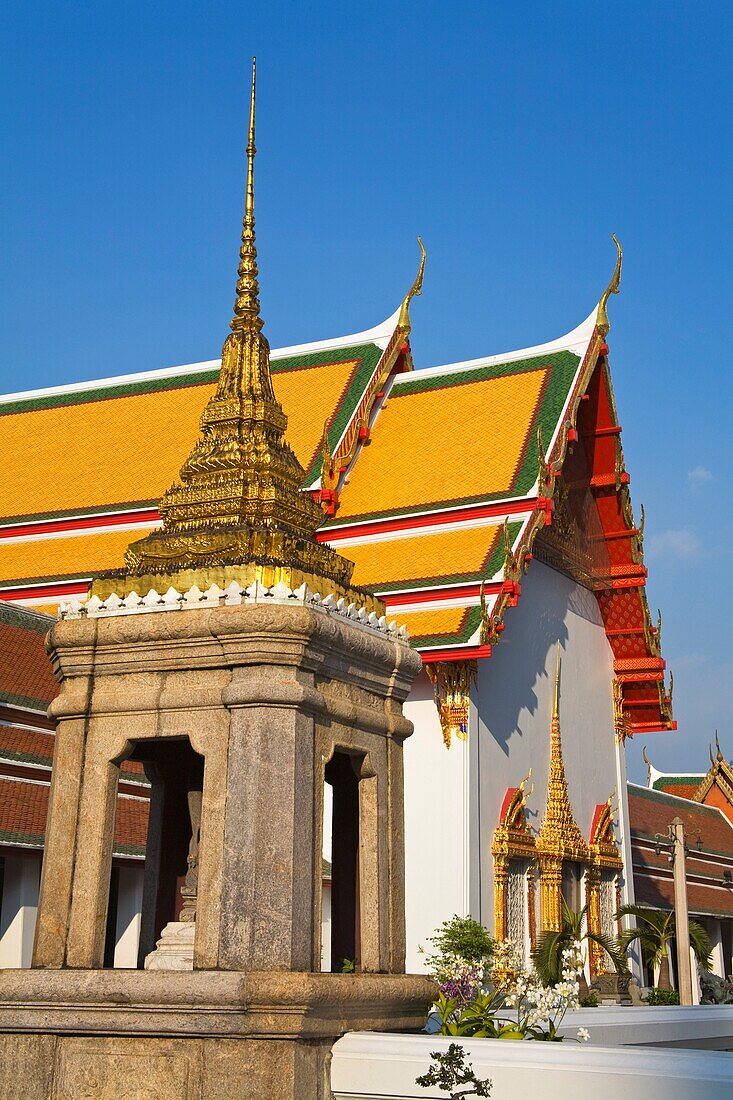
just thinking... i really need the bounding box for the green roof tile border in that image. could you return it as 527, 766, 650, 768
0, 343, 380, 417
0, 830, 145, 858
0, 689, 55, 712
653, 776, 705, 792
0, 602, 53, 633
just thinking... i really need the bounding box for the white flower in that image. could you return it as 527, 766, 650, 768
577, 1027, 590, 1043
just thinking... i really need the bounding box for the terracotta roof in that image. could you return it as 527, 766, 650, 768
629, 784, 733, 918
0, 776, 148, 856
0, 603, 57, 710
0, 724, 56, 766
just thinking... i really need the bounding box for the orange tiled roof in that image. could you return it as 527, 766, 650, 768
0, 603, 57, 710
335, 364, 550, 523
0, 300, 676, 738
0, 775, 148, 855
0, 347, 380, 525
349, 522, 504, 594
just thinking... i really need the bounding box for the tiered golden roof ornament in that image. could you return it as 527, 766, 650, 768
537, 646, 588, 862
424, 660, 477, 749
92, 60, 379, 609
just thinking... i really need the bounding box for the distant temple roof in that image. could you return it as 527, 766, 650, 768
0, 602, 57, 711
628, 783, 733, 919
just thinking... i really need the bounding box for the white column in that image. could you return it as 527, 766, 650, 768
709, 920, 725, 979
615, 738, 643, 981
691, 945, 701, 1005
0, 855, 41, 967
321, 880, 332, 972
112, 864, 144, 968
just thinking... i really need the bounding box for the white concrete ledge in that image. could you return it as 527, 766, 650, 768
331, 1026, 733, 1099
560, 1004, 733, 1049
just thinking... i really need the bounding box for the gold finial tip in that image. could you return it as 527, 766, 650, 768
597, 234, 623, 337
398, 236, 427, 333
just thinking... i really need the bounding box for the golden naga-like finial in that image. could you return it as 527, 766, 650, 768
716, 730, 724, 762
596, 233, 623, 337
519, 768, 535, 800
398, 236, 426, 333
642, 745, 653, 784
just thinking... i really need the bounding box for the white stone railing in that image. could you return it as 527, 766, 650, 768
331, 1015, 733, 1099
59, 580, 409, 640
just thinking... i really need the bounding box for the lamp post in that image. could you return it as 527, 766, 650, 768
671, 818, 693, 1006
654, 818, 697, 1005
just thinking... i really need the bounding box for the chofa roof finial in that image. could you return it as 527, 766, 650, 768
597, 233, 623, 337
398, 236, 427, 334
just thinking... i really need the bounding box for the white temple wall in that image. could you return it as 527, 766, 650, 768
403, 671, 471, 972
0, 853, 41, 968
474, 560, 619, 932
112, 864, 144, 968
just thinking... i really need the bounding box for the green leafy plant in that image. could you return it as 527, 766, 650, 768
579, 992, 599, 1008
616, 904, 712, 990
533, 900, 627, 994
644, 988, 680, 1006
428, 915, 495, 966
338, 958, 356, 973
416, 1042, 492, 1097
422, 915, 495, 1005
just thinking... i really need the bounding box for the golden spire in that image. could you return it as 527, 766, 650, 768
596, 234, 622, 337
231, 58, 265, 339
397, 237, 426, 334
537, 644, 587, 858
92, 62, 377, 607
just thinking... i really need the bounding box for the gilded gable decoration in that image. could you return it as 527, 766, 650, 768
424, 660, 477, 749
492, 773, 537, 947
536, 647, 589, 931
318, 238, 425, 512
693, 733, 733, 805
613, 679, 632, 744
587, 796, 623, 976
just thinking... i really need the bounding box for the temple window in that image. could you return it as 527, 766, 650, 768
492, 774, 536, 960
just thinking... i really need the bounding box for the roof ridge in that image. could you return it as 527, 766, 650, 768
392, 305, 598, 384
0, 316, 402, 410
0, 600, 54, 632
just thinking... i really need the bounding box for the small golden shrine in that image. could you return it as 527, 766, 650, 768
536, 646, 589, 930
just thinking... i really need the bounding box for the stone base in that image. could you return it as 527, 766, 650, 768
590, 971, 632, 1006
0, 968, 435, 1099
145, 922, 195, 971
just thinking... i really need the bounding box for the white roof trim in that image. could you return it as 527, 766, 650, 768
0, 308, 402, 407
392, 306, 598, 385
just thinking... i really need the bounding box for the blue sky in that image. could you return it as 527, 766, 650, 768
1, 2, 731, 781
